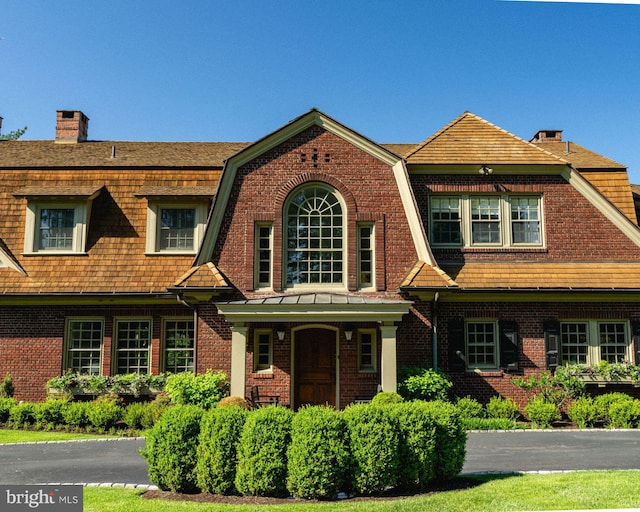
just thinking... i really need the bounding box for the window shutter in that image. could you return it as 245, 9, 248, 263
449, 318, 466, 371
632, 320, 640, 365
544, 320, 560, 372
499, 320, 519, 372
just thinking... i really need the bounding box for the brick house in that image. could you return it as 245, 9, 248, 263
1, 108, 640, 408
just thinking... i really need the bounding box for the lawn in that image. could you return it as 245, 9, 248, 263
0, 429, 119, 443
83, 471, 640, 512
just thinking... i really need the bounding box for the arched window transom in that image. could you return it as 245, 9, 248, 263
285, 185, 344, 286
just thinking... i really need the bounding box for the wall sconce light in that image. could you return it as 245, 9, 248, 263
276, 325, 286, 342
344, 324, 354, 342
478, 165, 493, 176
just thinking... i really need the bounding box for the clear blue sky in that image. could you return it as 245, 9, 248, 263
2, 1, 639, 180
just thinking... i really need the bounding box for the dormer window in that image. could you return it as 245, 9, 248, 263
14, 185, 102, 255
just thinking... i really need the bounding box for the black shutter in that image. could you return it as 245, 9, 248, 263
632, 320, 640, 365
499, 320, 519, 372
449, 318, 466, 371
544, 320, 560, 372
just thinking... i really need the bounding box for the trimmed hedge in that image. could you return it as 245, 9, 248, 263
287, 406, 351, 499
235, 406, 294, 497
421, 401, 467, 481
196, 405, 247, 495
142, 404, 204, 493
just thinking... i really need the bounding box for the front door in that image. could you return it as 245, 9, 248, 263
294, 328, 336, 409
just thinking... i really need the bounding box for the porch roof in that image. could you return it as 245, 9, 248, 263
216, 293, 412, 323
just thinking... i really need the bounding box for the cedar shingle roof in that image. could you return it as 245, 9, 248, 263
401, 261, 457, 288
404, 112, 567, 166
531, 140, 625, 169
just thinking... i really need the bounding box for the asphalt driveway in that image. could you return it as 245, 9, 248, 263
0, 430, 639, 486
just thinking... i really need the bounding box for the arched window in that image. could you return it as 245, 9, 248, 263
285, 185, 345, 286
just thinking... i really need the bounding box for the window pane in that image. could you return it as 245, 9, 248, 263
511, 197, 541, 244
466, 322, 496, 367
116, 320, 151, 373
359, 331, 375, 372
255, 332, 272, 371
561, 323, 588, 364
164, 320, 194, 373
431, 197, 461, 244
67, 320, 102, 374
286, 186, 343, 285
159, 208, 195, 250
39, 208, 74, 250
358, 224, 374, 287
471, 197, 500, 244
256, 224, 272, 287
599, 323, 627, 363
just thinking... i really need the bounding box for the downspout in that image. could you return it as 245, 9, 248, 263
432, 292, 439, 371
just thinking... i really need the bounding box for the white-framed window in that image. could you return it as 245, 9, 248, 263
358, 329, 377, 373
114, 319, 151, 374
466, 320, 498, 369
560, 321, 631, 365
285, 184, 345, 287
429, 195, 543, 248
64, 318, 104, 375
146, 203, 206, 254
24, 202, 89, 254
253, 329, 273, 372
163, 318, 195, 373
254, 223, 273, 289
357, 223, 375, 289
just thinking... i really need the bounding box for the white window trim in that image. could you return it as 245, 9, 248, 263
560, 320, 631, 365
430, 194, 544, 249
24, 201, 90, 254
253, 329, 273, 373
113, 318, 152, 374
145, 202, 207, 255
358, 328, 377, 373
161, 317, 195, 373
465, 319, 500, 370
357, 222, 375, 291
63, 317, 104, 375
254, 222, 273, 290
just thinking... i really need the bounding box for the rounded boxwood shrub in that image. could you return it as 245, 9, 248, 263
567, 396, 598, 428
608, 398, 640, 428
287, 406, 351, 499
0, 397, 17, 423
196, 405, 247, 495
34, 398, 69, 426
524, 398, 560, 429
62, 401, 92, 428
235, 406, 294, 497
165, 370, 229, 410
594, 393, 634, 426
398, 368, 452, 402
370, 391, 404, 406
218, 396, 249, 409
123, 402, 150, 430
142, 404, 204, 493
421, 401, 466, 481
455, 396, 485, 419
141, 392, 173, 429
9, 402, 36, 425
342, 404, 400, 495
486, 396, 519, 420
391, 401, 437, 490
87, 395, 122, 430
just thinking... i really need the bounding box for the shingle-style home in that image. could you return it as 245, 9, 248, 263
2, 108, 640, 407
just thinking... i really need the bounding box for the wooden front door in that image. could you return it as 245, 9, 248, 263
294, 328, 336, 409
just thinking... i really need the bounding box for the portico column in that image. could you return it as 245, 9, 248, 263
230, 323, 247, 398
380, 323, 397, 393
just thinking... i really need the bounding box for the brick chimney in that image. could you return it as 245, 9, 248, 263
55, 110, 89, 143
530, 130, 562, 143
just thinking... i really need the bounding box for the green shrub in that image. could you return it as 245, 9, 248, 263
218, 396, 250, 409
567, 397, 599, 428
123, 402, 150, 430
196, 406, 247, 495
420, 401, 466, 481
235, 406, 294, 497
461, 417, 519, 430
594, 393, 634, 426
141, 392, 173, 429
486, 396, 519, 420
524, 398, 560, 429
370, 391, 404, 406
34, 398, 69, 425
87, 395, 122, 430
455, 396, 485, 419
165, 370, 229, 410
398, 368, 452, 402
608, 399, 640, 428
342, 404, 400, 495
0, 397, 17, 422
1, 373, 14, 398
391, 402, 437, 490
287, 406, 351, 499
141, 404, 204, 493
10, 402, 36, 425
62, 401, 92, 428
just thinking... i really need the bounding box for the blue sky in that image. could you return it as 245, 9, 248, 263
2, 1, 639, 180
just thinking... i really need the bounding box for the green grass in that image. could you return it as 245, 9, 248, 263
84, 471, 640, 512
0, 429, 118, 443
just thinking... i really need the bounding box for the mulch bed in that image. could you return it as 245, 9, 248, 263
141, 477, 482, 504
